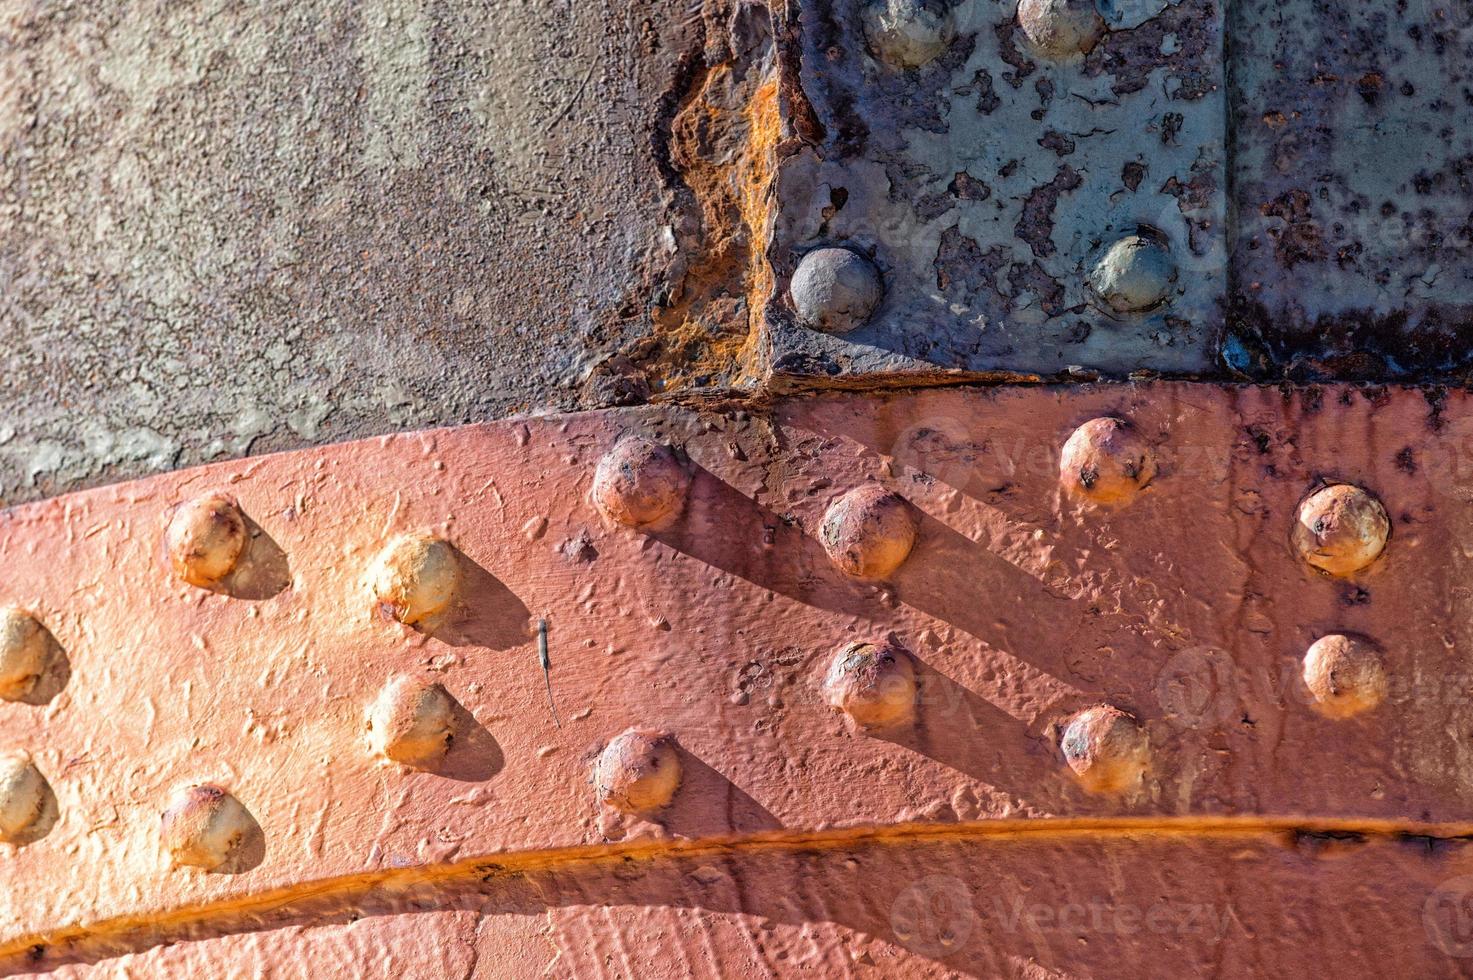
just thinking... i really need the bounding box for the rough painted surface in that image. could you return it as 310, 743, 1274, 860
14, 834, 1473, 976
1225, 0, 1473, 380
5, 386, 1473, 968
767, 0, 1226, 382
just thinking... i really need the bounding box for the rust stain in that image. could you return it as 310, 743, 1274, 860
738, 78, 780, 382
642, 67, 778, 393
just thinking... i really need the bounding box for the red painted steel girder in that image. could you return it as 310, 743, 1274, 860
0, 383, 1471, 962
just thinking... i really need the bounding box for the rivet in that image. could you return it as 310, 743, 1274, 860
1060, 705, 1149, 795
1059, 417, 1156, 506
0, 753, 48, 843
819, 485, 918, 580
789, 247, 883, 334
367, 674, 455, 768
370, 533, 461, 626
1088, 235, 1177, 314
1292, 484, 1389, 576
594, 729, 681, 814
159, 784, 254, 871
0, 608, 59, 702
862, 0, 955, 69
1302, 634, 1387, 719
823, 638, 917, 729
591, 438, 691, 529
1017, 0, 1105, 58
166, 492, 248, 589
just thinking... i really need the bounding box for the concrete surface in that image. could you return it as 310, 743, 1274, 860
0, 0, 710, 504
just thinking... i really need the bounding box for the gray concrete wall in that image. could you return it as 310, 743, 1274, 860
0, 0, 710, 504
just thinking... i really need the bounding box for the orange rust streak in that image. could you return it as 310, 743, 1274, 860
645, 67, 778, 392
736, 78, 780, 385
4, 814, 1470, 967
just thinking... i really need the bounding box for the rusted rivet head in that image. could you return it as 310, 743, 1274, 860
819, 485, 918, 580
0, 753, 47, 843
1017, 0, 1105, 58
862, 0, 955, 68
594, 729, 682, 814
1292, 484, 1389, 576
1059, 417, 1156, 506
1302, 634, 1387, 719
160, 785, 253, 871
166, 492, 248, 589
1061, 705, 1149, 795
370, 533, 461, 626
592, 438, 691, 529
823, 639, 917, 729
0, 608, 57, 702
1088, 235, 1177, 314
367, 674, 456, 768
790, 247, 883, 334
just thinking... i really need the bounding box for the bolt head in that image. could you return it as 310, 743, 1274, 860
1061, 705, 1149, 795
370, 533, 461, 626
0, 753, 46, 842
1292, 484, 1389, 576
594, 729, 682, 814
166, 493, 248, 589
1017, 0, 1105, 58
160, 784, 253, 871
1059, 417, 1156, 506
789, 247, 883, 333
819, 485, 918, 580
1088, 235, 1177, 314
591, 438, 691, 529
862, 0, 955, 68
0, 608, 55, 702
823, 639, 917, 729
367, 674, 456, 768
1303, 634, 1387, 719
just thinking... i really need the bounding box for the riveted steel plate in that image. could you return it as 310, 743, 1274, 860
767, 0, 1226, 382
1225, 0, 1473, 379
3, 384, 1473, 948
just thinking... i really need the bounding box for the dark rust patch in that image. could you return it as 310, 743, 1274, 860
1008, 261, 1071, 318
1224, 298, 1473, 380
1259, 189, 1326, 269
1016, 165, 1082, 259
934, 227, 1010, 308
1087, 0, 1219, 100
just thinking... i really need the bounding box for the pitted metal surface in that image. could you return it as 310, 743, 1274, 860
1224, 0, 1473, 380
768, 0, 1226, 383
